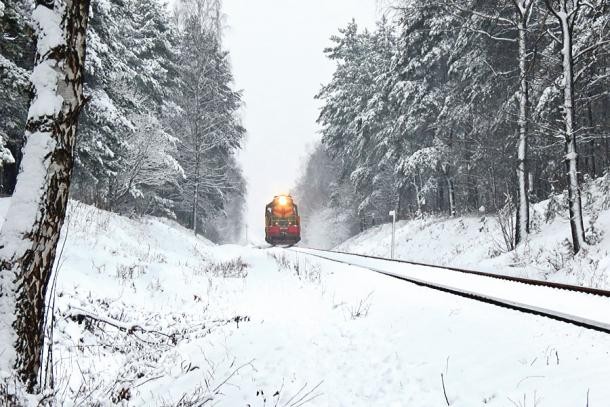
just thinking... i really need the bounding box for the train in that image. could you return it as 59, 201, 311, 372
265, 195, 301, 245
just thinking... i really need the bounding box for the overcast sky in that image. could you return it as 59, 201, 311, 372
223, 0, 379, 242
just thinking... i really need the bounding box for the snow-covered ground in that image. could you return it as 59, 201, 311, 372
1, 199, 610, 405
337, 176, 610, 289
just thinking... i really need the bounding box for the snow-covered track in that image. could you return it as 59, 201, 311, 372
300, 247, 610, 297
291, 247, 610, 335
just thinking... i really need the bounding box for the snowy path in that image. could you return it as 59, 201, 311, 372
183, 247, 610, 406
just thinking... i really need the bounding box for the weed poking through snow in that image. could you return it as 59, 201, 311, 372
203, 257, 249, 278
268, 252, 321, 285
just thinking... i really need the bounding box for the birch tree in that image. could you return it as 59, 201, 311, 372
0, 0, 90, 392
514, 0, 535, 245
543, 0, 589, 253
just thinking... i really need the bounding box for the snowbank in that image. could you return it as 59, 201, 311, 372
337, 176, 610, 289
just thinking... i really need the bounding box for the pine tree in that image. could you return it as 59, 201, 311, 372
0, 0, 34, 193
172, 12, 245, 234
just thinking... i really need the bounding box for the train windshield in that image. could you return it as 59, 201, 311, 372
271, 196, 296, 217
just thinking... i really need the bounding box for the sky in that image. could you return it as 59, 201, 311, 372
222, 1, 379, 243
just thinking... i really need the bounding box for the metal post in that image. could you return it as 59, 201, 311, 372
389, 210, 396, 259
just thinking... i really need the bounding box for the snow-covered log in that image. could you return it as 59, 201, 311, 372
0, 0, 90, 392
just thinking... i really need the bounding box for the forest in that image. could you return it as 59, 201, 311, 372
295, 0, 610, 253
0, 0, 245, 243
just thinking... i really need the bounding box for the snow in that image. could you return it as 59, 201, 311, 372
337, 177, 610, 289
0, 135, 15, 166
0, 131, 56, 257
2, 198, 610, 405
294, 248, 610, 331
29, 5, 65, 119
31, 5, 64, 56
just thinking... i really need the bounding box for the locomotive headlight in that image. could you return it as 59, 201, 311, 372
278, 196, 288, 206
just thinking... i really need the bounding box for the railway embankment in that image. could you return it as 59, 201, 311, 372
336, 175, 610, 289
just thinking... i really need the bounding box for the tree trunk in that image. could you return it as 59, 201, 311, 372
549, 0, 586, 253
412, 179, 421, 213
490, 165, 498, 210
515, 1, 532, 246
447, 175, 456, 216
0, 0, 90, 392
587, 99, 596, 177
193, 151, 200, 235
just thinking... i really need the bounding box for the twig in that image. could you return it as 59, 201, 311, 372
441, 373, 450, 406
289, 381, 323, 407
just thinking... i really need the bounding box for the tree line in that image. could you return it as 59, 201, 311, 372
296, 0, 609, 253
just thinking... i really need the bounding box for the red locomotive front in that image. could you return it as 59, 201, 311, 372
265, 195, 301, 246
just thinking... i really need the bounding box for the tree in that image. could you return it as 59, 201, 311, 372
0, 0, 90, 392
109, 112, 184, 215
293, 143, 359, 248
172, 11, 245, 234
514, 0, 535, 244
317, 19, 398, 221
0, 0, 34, 194
543, 0, 597, 253
69, 0, 181, 214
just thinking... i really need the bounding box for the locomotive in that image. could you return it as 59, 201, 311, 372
265, 195, 301, 245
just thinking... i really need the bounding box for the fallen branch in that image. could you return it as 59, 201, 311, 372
66, 307, 177, 344
66, 307, 252, 347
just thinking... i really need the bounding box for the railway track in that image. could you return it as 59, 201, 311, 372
289, 247, 610, 335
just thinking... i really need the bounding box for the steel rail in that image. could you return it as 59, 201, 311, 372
291, 247, 610, 335
298, 247, 610, 297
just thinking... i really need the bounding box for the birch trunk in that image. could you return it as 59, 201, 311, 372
561, 1, 586, 254
545, 0, 586, 253
0, 0, 90, 391
515, 3, 531, 245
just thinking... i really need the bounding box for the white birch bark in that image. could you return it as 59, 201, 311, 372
545, 0, 586, 253
0, 0, 90, 391
514, 0, 533, 245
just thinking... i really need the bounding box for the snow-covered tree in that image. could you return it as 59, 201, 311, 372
293, 143, 360, 248
310, 0, 609, 250
317, 19, 398, 221
109, 112, 184, 216
0, 0, 90, 391
0, 0, 33, 193
171, 10, 245, 235
72, 0, 181, 213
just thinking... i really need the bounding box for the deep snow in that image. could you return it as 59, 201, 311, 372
1, 199, 610, 406
337, 176, 610, 290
